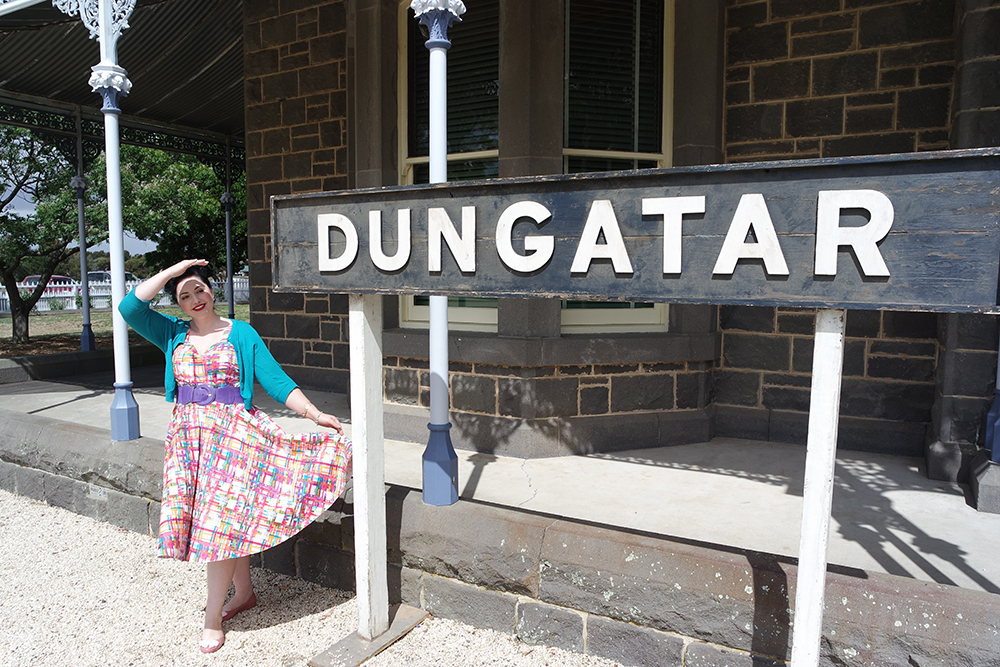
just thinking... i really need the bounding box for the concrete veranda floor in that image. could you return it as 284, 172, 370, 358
2, 364, 1000, 596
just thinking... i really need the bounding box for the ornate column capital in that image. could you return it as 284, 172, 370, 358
410, 0, 466, 49
89, 63, 131, 113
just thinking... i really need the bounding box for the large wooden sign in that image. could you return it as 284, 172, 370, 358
272, 149, 1000, 313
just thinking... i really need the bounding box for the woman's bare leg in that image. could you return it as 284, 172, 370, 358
222, 555, 254, 614
202, 558, 239, 648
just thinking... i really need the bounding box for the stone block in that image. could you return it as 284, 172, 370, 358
676, 372, 711, 410
727, 23, 788, 65
768, 410, 808, 446
723, 334, 790, 372
586, 614, 685, 667
772, 0, 839, 18
384, 367, 419, 405
898, 87, 952, 129
837, 417, 925, 457
971, 449, 1000, 513
580, 385, 609, 415
858, 0, 955, 48
683, 643, 781, 667
846, 106, 894, 134
845, 309, 880, 338
726, 104, 783, 143
726, 2, 767, 29
422, 574, 517, 635
390, 487, 547, 596
268, 339, 303, 366
297, 540, 356, 591
823, 132, 916, 157
538, 520, 759, 651
516, 601, 584, 652
792, 31, 855, 58
715, 405, 770, 441
260, 537, 297, 576
451, 374, 497, 414
880, 41, 954, 68
285, 314, 320, 339
941, 350, 997, 397
866, 356, 935, 382
882, 311, 938, 340
726, 82, 750, 106
388, 565, 422, 607
250, 312, 285, 338
101, 489, 154, 535
0, 460, 16, 493
761, 386, 810, 413
719, 306, 774, 333
753, 61, 810, 102
611, 374, 675, 412
812, 52, 879, 96
15, 466, 45, 502
840, 378, 935, 423
776, 312, 813, 335
843, 341, 866, 377
880, 67, 917, 88
786, 98, 845, 137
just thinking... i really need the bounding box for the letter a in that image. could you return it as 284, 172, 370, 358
712, 194, 789, 276
571, 200, 634, 275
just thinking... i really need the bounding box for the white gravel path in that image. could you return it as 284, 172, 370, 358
0, 489, 622, 667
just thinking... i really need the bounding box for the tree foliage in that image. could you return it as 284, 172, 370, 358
0, 126, 105, 342
114, 145, 247, 278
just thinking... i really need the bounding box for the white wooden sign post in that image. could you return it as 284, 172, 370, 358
790, 308, 847, 667
348, 293, 388, 641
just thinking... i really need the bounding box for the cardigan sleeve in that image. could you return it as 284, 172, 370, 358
118, 288, 184, 354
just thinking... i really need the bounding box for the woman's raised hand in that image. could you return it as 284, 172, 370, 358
166, 258, 209, 278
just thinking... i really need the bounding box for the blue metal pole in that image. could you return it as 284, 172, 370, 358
986, 329, 1000, 462
412, 0, 465, 506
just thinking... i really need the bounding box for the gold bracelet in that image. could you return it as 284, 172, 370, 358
302, 402, 314, 419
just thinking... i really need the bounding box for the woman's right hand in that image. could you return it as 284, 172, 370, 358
135, 258, 209, 301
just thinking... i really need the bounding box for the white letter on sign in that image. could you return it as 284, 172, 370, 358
642, 196, 706, 274
428, 206, 476, 273
712, 194, 789, 276
815, 190, 892, 277
496, 201, 554, 273
369, 209, 411, 272
571, 199, 634, 274
318, 213, 359, 272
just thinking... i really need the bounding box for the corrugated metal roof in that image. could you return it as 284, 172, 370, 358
0, 0, 244, 138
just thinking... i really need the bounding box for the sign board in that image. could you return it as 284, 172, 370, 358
272, 149, 1000, 313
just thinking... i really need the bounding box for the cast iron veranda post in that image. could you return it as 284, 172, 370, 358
55, 0, 139, 440
411, 0, 465, 506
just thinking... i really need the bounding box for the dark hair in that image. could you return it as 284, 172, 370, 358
164, 265, 214, 304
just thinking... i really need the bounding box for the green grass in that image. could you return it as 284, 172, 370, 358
0, 304, 251, 339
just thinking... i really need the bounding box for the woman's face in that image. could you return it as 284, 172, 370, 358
176, 276, 214, 318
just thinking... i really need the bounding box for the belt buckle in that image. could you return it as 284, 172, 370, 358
192, 385, 215, 406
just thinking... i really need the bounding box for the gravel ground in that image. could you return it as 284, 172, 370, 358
0, 489, 622, 667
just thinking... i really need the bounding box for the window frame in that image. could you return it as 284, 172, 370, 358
397, 0, 674, 334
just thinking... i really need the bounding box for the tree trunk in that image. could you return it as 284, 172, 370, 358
10, 305, 29, 343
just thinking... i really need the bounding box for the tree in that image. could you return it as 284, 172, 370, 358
0, 127, 105, 342
111, 145, 247, 278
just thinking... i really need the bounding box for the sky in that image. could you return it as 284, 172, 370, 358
8, 188, 156, 254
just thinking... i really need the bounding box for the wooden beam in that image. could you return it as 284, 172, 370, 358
348, 293, 388, 641
790, 308, 846, 667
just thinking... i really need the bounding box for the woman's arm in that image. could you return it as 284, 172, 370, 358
285, 388, 344, 435
135, 258, 208, 302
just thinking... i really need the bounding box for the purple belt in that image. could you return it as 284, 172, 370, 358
177, 384, 242, 406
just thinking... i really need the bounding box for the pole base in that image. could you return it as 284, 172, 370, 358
110, 382, 140, 441
423, 422, 458, 506
80, 323, 96, 352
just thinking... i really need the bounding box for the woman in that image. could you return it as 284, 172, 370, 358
119, 258, 352, 654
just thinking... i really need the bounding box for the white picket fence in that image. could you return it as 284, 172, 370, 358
0, 277, 250, 314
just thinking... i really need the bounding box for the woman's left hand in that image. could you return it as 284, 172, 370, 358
317, 411, 344, 435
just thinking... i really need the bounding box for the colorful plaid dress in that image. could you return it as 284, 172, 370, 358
159, 329, 352, 562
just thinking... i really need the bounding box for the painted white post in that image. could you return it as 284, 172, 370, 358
790, 308, 847, 667
65, 0, 140, 440
349, 293, 389, 641
412, 0, 465, 506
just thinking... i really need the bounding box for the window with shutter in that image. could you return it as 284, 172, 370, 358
398, 0, 673, 333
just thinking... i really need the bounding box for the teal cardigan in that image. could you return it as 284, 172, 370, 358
118, 289, 297, 409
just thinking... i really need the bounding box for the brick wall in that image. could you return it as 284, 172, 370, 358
716, 0, 963, 455
724, 0, 956, 162
244, 0, 351, 389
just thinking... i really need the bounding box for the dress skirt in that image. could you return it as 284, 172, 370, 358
158, 334, 352, 562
